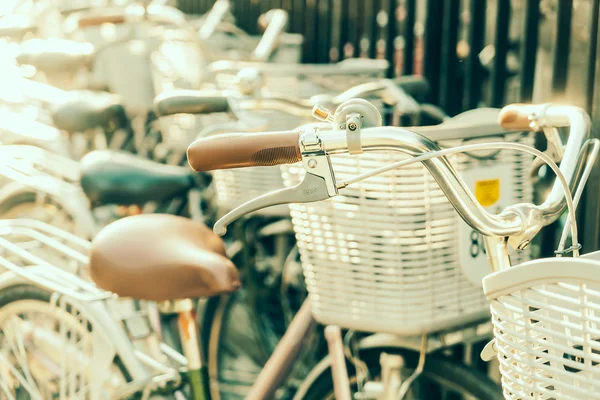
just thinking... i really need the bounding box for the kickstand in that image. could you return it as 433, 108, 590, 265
397, 335, 428, 400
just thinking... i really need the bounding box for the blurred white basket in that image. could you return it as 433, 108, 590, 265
213, 165, 289, 217
282, 134, 533, 336
483, 251, 600, 399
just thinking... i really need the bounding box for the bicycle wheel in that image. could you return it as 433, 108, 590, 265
206, 290, 275, 400
206, 292, 323, 400
205, 228, 321, 400
294, 346, 503, 400
0, 284, 129, 398
0, 192, 75, 233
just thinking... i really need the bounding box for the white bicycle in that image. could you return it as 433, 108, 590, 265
184, 102, 598, 399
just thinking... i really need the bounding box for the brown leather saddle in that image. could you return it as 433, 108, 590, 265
89, 214, 240, 302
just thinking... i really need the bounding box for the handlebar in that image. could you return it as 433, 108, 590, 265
242, 76, 429, 111
198, 0, 230, 40
74, 12, 127, 28
390, 76, 430, 98
253, 9, 288, 62
153, 76, 429, 118
208, 58, 389, 77
187, 130, 301, 171
154, 90, 233, 117
499, 104, 588, 223
498, 103, 570, 131
330, 76, 429, 104
187, 103, 590, 245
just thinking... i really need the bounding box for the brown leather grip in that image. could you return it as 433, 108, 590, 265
187, 131, 302, 172
77, 14, 126, 27
498, 103, 543, 131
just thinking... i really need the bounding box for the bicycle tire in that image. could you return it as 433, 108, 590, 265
0, 191, 76, 233
294, 346, 503, 400
0, 284, 132, 397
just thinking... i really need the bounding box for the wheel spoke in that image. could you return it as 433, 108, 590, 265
0, 378, 17, 400
0, 348, 42, 399
4, 315, 40, 396
0, 296, 127, 398
59, 304, 67, 398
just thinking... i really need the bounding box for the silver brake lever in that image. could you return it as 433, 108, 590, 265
214, 132, 338, 236
541, 126, 564, 162
214, 171, 331, 236
529, 115, 565, 180
214, 99, 381, 236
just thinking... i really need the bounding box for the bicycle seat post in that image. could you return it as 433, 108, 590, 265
158, 299, 209, 400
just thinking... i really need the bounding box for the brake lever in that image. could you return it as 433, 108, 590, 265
213, 147, 338, 236
214, 99, 381, 236
530, 117, 565, 181
382, 79, 420, 115
541, 126, 564, 162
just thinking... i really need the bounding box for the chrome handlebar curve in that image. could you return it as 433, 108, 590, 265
205, 103, 592, 250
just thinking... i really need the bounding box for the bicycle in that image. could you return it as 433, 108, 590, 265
0, 85, 437, 399
182, 101, 596, 399
0, 101, 590, 399
3, 0, 274, 160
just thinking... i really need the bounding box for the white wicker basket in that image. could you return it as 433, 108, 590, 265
281, 134, 533, 335
483, 251, 600, 400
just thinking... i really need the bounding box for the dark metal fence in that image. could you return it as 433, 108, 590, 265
178, 0, 600, 253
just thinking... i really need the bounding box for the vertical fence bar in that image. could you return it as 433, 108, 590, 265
439, 0, 460, 114
587, 0, 600, 112
385, 0, 398, 77
291, 0, 305, 33
238, 0, 251, 33
423, 0, 443, 103
356, 0, 367, 57
316, 0, 331, 62
339, 0, 350, 58
329, 0, 342, 61
584, 4, 600, 252
230, 1, 240, 30
371, 0, 382, 59
303, 0, 318, 63
464, 0, 486, 109
519, 0, 540, 102
490, 0, 511, 107
260, 0, 269, 15
347, 0, 359, 58
292, 0, 308, 62
551, 0, 572, 96
362, 0, 376, 58
282, 0, 294, 30
253, 0, 264, 34
402, 0, 416, 75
